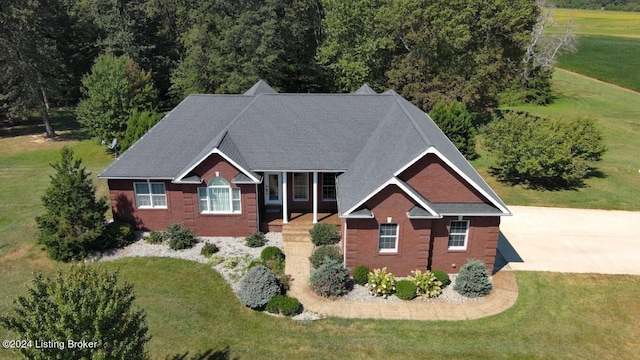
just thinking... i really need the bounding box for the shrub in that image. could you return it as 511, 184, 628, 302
209, 254, 224, 266
224, 257, 239, 269
454, 259, 493, 298
353, 265, 371, 286
200, 242, 219, 257
309, 223, 340, 246
146, 231, 166, 244
266, 294, 284, 314
309, 258, 349, 298
247, 259, 265, 270
101, 221, 136, 249
279, 296, 302, 316
395, 280, 417, 300
265, 258, 285, 275
409, 270, 442, 298
366, 268, 396, 297
261, 246, 285, 262
0, 265, 150, 359
166, 223, 198, 250
245, 231, 267, 248
309, 245, 342, 268
429, 100, 477, 159
483, 112, 606, 189
432, 269, 451, 287
237, 265, 281, 309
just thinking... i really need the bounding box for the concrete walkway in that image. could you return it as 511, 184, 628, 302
283, 221, 518, 321
499, 206, 640, 275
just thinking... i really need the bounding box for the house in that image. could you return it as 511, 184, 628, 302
98, 80, 510, 275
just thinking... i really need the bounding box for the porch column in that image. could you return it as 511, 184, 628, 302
282, 172, 288, 224
313, 171, 318, 223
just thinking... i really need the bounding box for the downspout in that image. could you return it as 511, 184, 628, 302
255, 183, 260, 231
343, 219, 348, 268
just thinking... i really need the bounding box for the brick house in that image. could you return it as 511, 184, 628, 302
99, 81, 510, 275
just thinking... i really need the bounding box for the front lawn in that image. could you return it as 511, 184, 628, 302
3, 258, 638, 359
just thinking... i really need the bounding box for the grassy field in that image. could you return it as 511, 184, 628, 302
474, 70, 640, 210
551, 9, 640, 91
2, 258, 639, 359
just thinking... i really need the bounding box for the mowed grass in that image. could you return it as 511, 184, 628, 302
475, 69, 640, 210
550, 9, 640, 91
3, 258, 639, 359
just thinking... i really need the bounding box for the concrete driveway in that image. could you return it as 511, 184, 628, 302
498, 206, 640, 275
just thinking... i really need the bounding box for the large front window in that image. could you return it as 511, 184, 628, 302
378, 223, 398, 252
134, 182, 167, 208
448, 220, 469, 250
293, 172, 308, 201
198, 177, 241, 213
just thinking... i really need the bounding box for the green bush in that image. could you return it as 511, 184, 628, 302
237, 265, 281, 309
366, 268, 396, 297
309, 258, 349, 298
353, 265, 371, 286
309, 223, 340, 246
454, 259, 493, 298
279, 296, 301, 316
265, 259, 285, 275
200, 242, 219, 257
261, 246, 285, 262
432, 269, 451, 287
146, 231, 166, 244
395, 280, 417, 300
429, 100, 477, 159
265, 294, 284, 314
245, 231, 267, 248
483, 112, 606, 189
247, 259, 265, 270
309, 245, 342, 268
409, 270, 442, 298
224, 257, 239, 269
166, 223, 198, 250
101, 221, 136, 249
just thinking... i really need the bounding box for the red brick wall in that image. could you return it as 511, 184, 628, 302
343, 184, 500, 275
108, 154, 258, 237
398, 153, 485, 203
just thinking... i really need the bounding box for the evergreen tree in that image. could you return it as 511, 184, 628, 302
1, 265, 150, 360
120, 110, 163, 152
36, 147, 109, 261
429, 101, 477, 159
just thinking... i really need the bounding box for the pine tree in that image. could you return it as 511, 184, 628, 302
429, 101, 478, 159
1, 265, 150, 360
36, 147, 109, 261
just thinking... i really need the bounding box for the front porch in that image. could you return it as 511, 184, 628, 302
260, 210, 341, 232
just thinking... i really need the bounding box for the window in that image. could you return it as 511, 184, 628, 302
448, 220, 470, 250
322, 173, 337, 201
293, 173, 308, 201
198, 177, 241, 213
378, 223, 398, 252
134, 182, 167, 208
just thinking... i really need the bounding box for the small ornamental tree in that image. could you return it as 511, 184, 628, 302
0, 265, 150, 360
428, 101, 477, 159
36, 147, 109, 261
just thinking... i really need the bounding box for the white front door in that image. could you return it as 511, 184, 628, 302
264, 172, 282, 205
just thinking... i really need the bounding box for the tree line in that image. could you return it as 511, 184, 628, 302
2, 0, 544, 138
551, 0, 640, 11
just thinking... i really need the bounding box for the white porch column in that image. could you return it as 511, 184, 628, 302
313, 171, 318, 223
282, 172, 288, 224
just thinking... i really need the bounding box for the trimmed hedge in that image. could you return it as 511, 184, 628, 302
309, 245, 342, 268
432, 269, 451, 287
396, 280, 417, 300
261, 246, 285, 262
353, 265, 371, 286
309, 223, 340, 246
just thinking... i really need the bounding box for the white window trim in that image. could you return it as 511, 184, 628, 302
293, 172, 309, 201
133, 181, 167, 209
322, 173, 337, 202
198, 178, 241, 214
378, 223, 399, 253
448, 220, 470, 250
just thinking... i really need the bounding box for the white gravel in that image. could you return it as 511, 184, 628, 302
96, 232, 486, 310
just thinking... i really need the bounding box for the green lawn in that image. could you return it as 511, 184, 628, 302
475, 69, 640, 210
2, 258, 639, 359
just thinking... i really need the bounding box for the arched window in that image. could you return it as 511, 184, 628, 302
198, 177, 241, 213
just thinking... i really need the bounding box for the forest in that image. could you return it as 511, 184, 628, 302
1, 0, 543, 139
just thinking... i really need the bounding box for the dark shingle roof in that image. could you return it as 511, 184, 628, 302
99, 80, 509, 216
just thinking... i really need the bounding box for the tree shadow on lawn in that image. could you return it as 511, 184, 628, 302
166, 346, 237, 360
0, 112, 91, 141
489, 166, 607, 191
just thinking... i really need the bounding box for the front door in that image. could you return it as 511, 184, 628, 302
264, 172, 282, 205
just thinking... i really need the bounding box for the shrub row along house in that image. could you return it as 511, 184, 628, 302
99, 81, 510, 275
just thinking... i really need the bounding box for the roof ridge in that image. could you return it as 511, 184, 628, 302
391, 93, 431, 146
